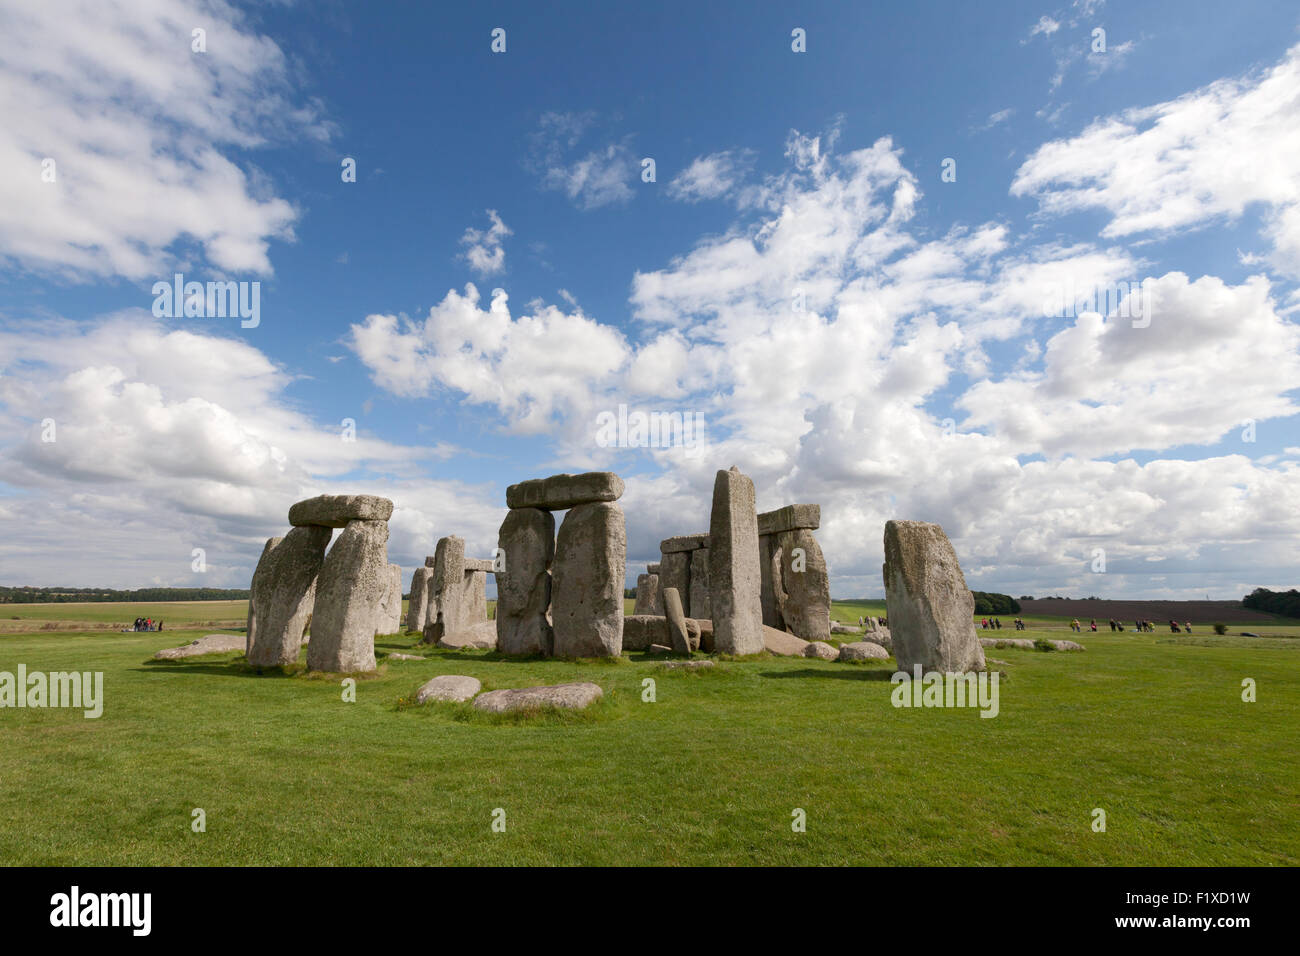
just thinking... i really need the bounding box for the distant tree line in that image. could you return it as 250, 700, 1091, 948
1242, 587, 1300, 619
0, 586, 250, 604
972, 591, 1021, 615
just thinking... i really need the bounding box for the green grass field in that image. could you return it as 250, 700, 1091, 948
1, 601, 1296, 865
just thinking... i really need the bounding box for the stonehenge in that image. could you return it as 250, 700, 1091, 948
246, 494, 397, 673
882, 519, 985, 674
758, 504, 830, 641
495, 472, 626, 658
417, 536, 492, 646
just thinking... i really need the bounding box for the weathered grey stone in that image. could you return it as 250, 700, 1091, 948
438, 619, 498, 650
660, 659, 716, 670
774, 528, 831, 641
472, 681, 604, 713
759, 533, 783, 630
406, 566, 434, 633
246, 535, 282, 654
763, 625, 810, 657
657, 550, 690, 618
633, 572, 661, 615
248, 525, 331, 668
423, 536, 475, 643
882, 520, 986, 674
646, 562, 661, 575
647, 644, 673, 655
459, 568, 488, 627
979, 637, 1035, 649
663, 587, 692, 654
830, 621, 861, 634
387, 653, 427, 661
691, 617, 713, 653
757, 504, 820, 536
424, 555, 436, 568
685, 618, 702, 653
803, 640, 839, 661
289, 494, 393, 528
506, 472, 624, 510
494, 507, 555, 656
838, 641, 890, 661
1049, 639, 1085, 651
463, 558, 495, 572
708, 467, 765, 655
375, 563, 402, 635
155, 634, 246, 659
415, 674, 482, 703
623, 614, 670, 651
660, 533, 709, 553
307, 519, 389, 673
689, 547, 711, 620
551, 502, 625, 657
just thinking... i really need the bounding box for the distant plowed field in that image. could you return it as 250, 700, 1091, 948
1019, 599, 1291, 624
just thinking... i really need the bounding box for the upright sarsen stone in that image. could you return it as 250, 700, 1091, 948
759, 534, 783, 629
406, 565, 433, 633
307, 519, 389, 673
246, 535, 283, 654
376, 563, 403, 635
248, 526, 331, 667
774, 528, 831, 641
707, 467, 764, 655
633, 572, 662, 615
425, 535, 466, 639
552, 502, 625, 657
495, 508, 555, 655
658, 550, 690, 618
882, 519, 985, 674
688, 547, 711, 620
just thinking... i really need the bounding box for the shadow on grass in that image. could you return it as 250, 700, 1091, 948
136, 657, 389, 681
760, 667, 897, 682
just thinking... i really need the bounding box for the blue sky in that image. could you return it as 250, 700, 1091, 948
1, 0, 1298, 600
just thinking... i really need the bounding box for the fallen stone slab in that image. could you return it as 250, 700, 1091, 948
660, 659, 717, 670
830, 621, 861, 634
803, 641, 839, 661
472, 681, 603, 713
415, 674, 482, 703
1048, 639, 1085, 651
980, 637, 1036, 649
663, 587, 692, 654
757, 504, 820, 536
154, 634, 246, 659
647, 643, 673, 654
387, 653, 427, 661
506, 472, 624, 510
838, 641, 890, 661
289, 494, 393, 528
762, 625, 810, 657
437, 620, 499, 651
623, 614, 670, 651
660, 533, 709, 553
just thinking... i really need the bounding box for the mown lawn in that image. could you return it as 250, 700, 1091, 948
0, 604, 1296, 865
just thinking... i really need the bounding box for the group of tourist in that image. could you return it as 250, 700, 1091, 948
1069, 618, 1195, 633
980, 618, 1006, 630
131, 617, 163, 631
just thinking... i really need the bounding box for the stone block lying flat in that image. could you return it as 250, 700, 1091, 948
762, 625, 810, 657
505, 472, 624, 510
463, 558, 496, 572
838, 641, 890, 661
757, 504, 821, 536
472, 681, 604, 713
622, 614, 670, 651
437, 620, 499, 650
289, 494, 393, 528
415, 674, 482, 703
154, 634, 246, 659
803, 641, 838, 660
659, 534, 709, 553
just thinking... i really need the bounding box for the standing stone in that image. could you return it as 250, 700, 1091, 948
882, 519, 985, 674
307, 519, 389, 673
689, 547, 711, 620
552, 502, 625, 657
246, 535, 283, 654
406, 565, 433, 633
458, 568, 488, 629
375, 563, 403, 635
708, 467, 764, 655
774, 528, 831, 641
424, 535, 466, 641
248, 526, 331, 667
633, 572, 662, 615
495, 508, 555, 655
759, 534, 783, 630
658, 550, 690, 619
663, 587, 692, 654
